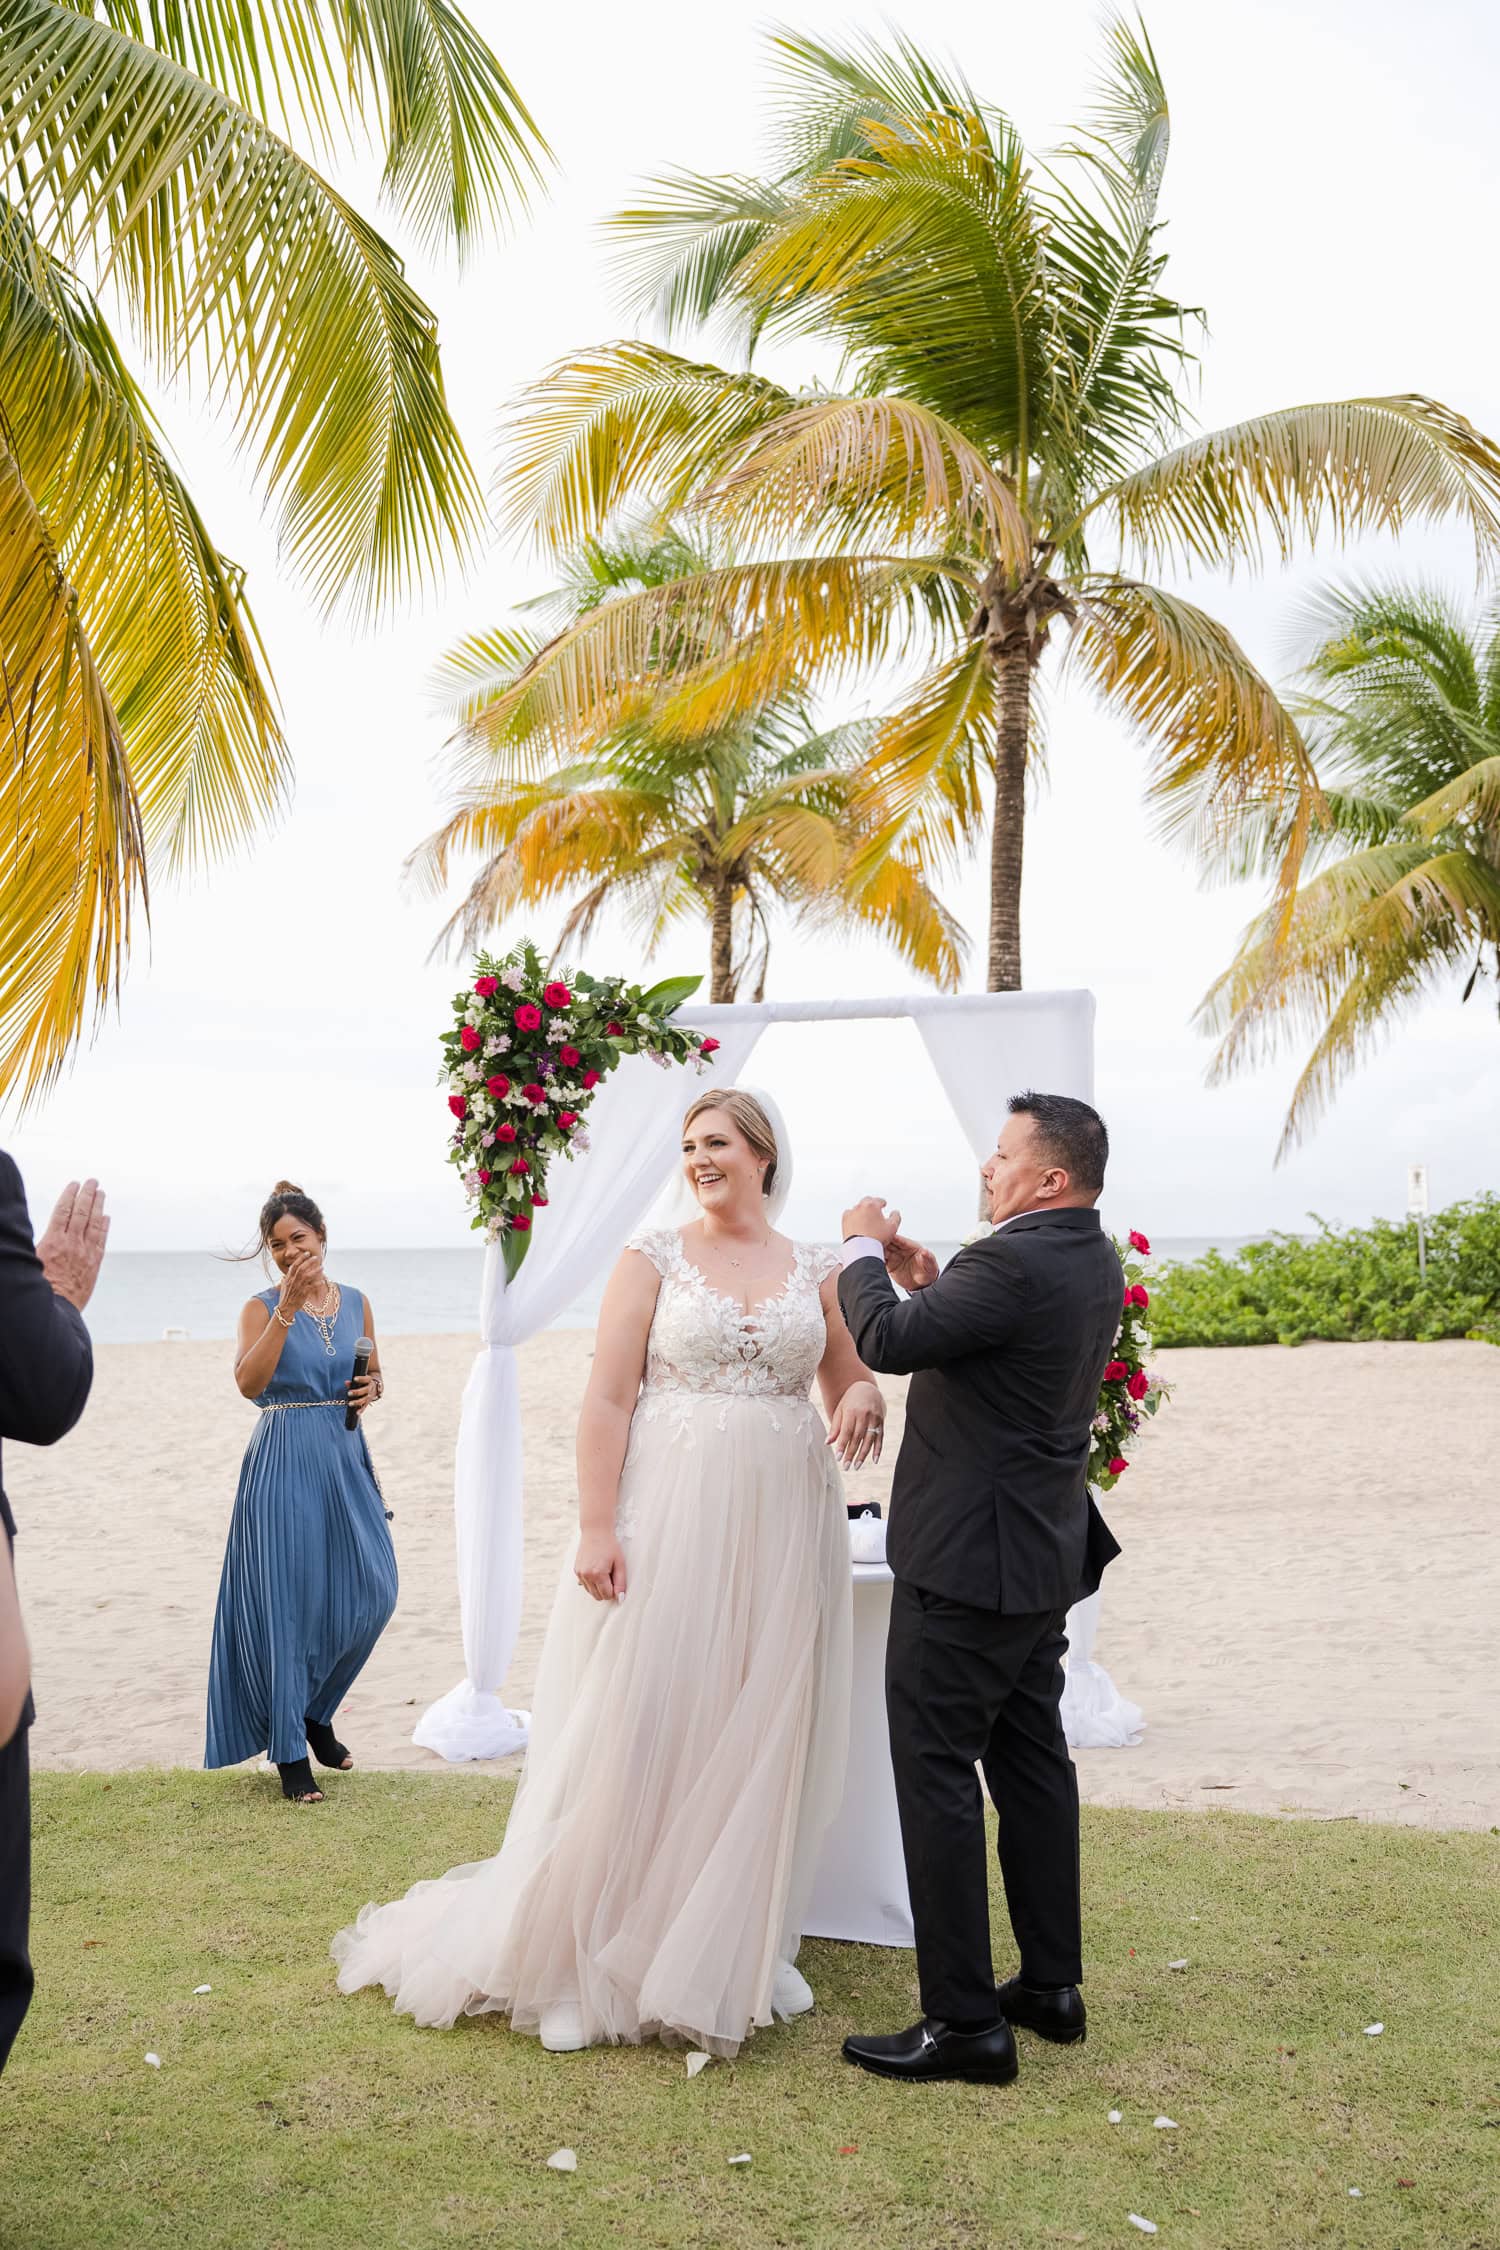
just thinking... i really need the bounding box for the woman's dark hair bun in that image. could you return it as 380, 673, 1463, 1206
270, 1179, 302, 1197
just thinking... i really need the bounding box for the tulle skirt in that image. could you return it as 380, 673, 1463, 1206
332, 1388, 852, 2055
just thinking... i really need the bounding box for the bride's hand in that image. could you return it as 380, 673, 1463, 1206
827, 1381, 884, 1471
575, 1529, 628, 1603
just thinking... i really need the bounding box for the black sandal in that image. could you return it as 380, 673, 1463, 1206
278, 1757, 325, 1804
305, 1717, 353, 1772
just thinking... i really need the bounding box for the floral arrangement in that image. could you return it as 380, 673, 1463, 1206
1090, 1229, 1168, 1493
441, 938, 717, 1276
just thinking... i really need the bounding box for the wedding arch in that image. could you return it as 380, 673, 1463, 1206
414, 988, 1141, 1762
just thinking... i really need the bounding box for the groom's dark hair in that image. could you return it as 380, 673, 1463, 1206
1008, 1091, 1109, 1196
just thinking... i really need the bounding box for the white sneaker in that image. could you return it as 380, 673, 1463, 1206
772, 1961, 815, 2019
539, 2003, 587, 2052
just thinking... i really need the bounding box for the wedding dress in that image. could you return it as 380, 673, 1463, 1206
332, 1229, 853, 2056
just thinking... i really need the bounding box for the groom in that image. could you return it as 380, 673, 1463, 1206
837, 1091, 1123, 2086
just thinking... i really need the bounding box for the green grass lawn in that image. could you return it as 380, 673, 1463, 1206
2, 1774, 1496, 2250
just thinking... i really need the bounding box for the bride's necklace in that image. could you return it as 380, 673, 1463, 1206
302, 1280, 341, 1357
702, 1230, 770, 1272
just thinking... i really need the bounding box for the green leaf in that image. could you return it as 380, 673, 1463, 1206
639, 973, 704, 1013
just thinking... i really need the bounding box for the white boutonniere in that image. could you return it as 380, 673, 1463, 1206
961, 1222, 994, 1247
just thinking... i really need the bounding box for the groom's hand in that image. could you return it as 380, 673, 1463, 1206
842, 1196, 900, 1247
886, 1233, 940, 1291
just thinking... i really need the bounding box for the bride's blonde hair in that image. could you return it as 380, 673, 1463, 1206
682, 1088, 780, 1198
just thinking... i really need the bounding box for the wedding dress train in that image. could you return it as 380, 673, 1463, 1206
332, 1230, 853, 2056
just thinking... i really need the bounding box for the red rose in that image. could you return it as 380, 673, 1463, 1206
522, 1082, 546, 1105
1128, 1229, 1151, 1255
700, 1036, 720, 1056
606, 1022, 624, 1036
448, 1094, 468, 1119
557, 1110, 579, 1129
531, 1194, 549, 1207
459, 1024, 481, 1052
486, 1074, 510, 1099
495, 1122, 517, 1143
582, 1069, 601, 1090
477, 1169, 491, 1185
1103, 1359, 1128, 1382
509, 1157, 530, 1176
1108, 1456, 1129, 1477
1132, 1285, 1150, 1309
1127, 1370, 1150, 1401
558, 1044, 581, 1068
515, 1003, 543, 1032
473, 976, 499, 998
543, 981, 571, 1009
510, 1212, 531, 1232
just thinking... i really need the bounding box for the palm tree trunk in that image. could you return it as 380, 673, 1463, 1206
987, 642, 1030, 991
709, 882, 735, 1002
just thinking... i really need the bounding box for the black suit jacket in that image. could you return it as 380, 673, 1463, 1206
838, 1208, 1124, 1614
0, 1153, 94, 1734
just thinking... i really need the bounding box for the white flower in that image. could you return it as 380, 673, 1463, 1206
501, 966, 525, 991
646, 1047, 672, 1070
485, 1034, 511, 1057
462, 1169, 481, 1192
636, 1011, 652, 1027
462, 1060, 481, 1083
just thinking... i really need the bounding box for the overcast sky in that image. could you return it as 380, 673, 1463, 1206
8, 0, 1500, 1251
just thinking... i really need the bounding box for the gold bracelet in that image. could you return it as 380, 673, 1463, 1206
273, 1307, 295, 1330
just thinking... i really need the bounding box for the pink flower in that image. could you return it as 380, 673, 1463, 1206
448, 1094, 468, 1119
1108, 1456, 1129, 1477
509, 1157, 530, 1176
543, 981, 572, 1009
582, 1069, 601, 1090
486, 1074, 510, 1099
522, 1082, 546, 1106
700, 1036, 720, 1055
510, 1212, 531, 1232
459, 1024, 481, 1052
558, 1044, 581, 1068
557, 1109, 579, 1129
473, 976, 499, 998
495, 1122, 517, 1144
514, 1003, 543, 1032
1104, 1359, 1128, 1382
476, 1168, 491, 1185
1128, 1229, 1151, 1256
1127, 1369, 1150, 1401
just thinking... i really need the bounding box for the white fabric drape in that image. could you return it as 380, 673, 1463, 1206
413, 1023, 765, 1761
1060, 1589, 1145, 1747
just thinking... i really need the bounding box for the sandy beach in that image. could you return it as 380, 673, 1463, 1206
8, 1331, 1496, 1830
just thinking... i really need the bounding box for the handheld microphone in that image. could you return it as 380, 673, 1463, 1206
346, 1336, 374, 1430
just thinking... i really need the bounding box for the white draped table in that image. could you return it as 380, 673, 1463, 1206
804, 1562, 913, 1947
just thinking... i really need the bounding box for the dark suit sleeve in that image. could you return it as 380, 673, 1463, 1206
837, 1237, 1027, 1376
0, 1154, 93, 1449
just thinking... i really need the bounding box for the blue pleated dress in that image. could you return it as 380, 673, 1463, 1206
206, 1283, 398, 1769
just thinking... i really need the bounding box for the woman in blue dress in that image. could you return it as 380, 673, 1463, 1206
207, 1184, 398, 1804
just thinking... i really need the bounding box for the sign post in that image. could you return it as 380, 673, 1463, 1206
1407, 1164, 1429, 1281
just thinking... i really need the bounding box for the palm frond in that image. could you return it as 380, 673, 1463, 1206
1077, 396, 1500, 573
766, 24, 994, 178
851, 642, 997, 875
4, 2, 487, 609
607, 170, 795, 338
91, 0, 547, 245
498, 344, 796, 552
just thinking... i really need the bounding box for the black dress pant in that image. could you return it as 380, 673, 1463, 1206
885, 1578, 1081, 2023
0, 1718, 32, 2075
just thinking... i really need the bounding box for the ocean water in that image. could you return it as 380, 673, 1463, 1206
82, 1237, 1258, 1345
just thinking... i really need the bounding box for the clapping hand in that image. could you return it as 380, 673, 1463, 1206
886, 1233, 940, 1292
37, 1178, 109, 1311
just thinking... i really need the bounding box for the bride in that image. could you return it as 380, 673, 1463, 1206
332, 1087, 884, 2055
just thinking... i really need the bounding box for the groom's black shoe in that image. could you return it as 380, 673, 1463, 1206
995, 1977, 1087, 2045
842, 2016, 1018, 2085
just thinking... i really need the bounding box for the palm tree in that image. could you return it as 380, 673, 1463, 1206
486, 17, 1500, 994
1, 2, 546, 1099
1200, 581, 1500, 1155
411, 524, 965, 999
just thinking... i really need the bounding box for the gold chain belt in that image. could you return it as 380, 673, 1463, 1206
260, 1399, 344, 1413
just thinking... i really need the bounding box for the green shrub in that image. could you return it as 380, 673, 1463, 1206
1151, 1194, 1500, 1347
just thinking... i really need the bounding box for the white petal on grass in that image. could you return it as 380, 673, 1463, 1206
1127, 2216, 1159, 2235
1363, 2022, 1384, 2036
1108, 2109, 1123, 2124
1167, 1959, 1189, 1971
1348, 2187, 1363, 2198
143, 2053, 161, 2069
193, 1985, 212, 1996
546, 2149, 577, 2173
686, 2052, 711, 2078
728, 2153, 752, 2166
1153, 2116, 1178, 2130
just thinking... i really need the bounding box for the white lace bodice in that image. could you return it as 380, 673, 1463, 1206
627, 1228, 842, 1404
